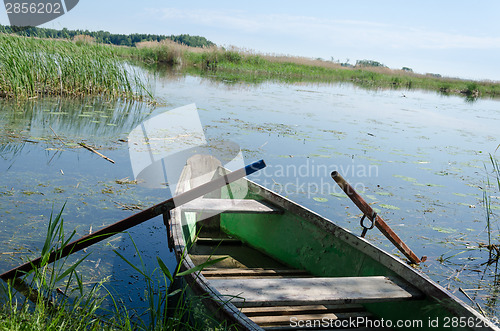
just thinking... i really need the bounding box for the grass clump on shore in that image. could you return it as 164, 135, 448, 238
0, 33, 150, 100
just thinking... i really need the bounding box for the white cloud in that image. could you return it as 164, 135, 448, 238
146, 7, 500, 51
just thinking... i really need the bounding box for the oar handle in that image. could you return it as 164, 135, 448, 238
331, 171, 424, 264
1, 159, 266, 281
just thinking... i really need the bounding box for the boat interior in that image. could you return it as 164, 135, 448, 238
171, 155, 452, 330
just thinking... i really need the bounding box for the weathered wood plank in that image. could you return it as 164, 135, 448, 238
202, 268, 309, 278
190, 254, 246, 269
240, 304, 364, 316
196, 237, 243, 245
250, 313, 340, 325
209, 276, 423, 307
255, 311, 375, 328
182, 198, 283, 214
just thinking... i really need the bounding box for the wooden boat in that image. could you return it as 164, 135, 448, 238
167, 155, 499, 330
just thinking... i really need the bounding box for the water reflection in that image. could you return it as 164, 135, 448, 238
0, 97, 159, 267
1, 97, 150, 141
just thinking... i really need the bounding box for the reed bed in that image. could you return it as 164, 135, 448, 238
483, 153, 500, 265
127, 41, 500, 99
0, 33, 149, 100
0, 205, 226, 330
2, 32, 499, 100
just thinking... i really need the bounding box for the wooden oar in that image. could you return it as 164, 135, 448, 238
1, 159, 266, 281
331, 171, 425, 264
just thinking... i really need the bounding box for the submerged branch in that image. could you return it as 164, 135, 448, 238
78, 143, 115, 164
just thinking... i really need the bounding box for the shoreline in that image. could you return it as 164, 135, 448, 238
1, 33, 500, 101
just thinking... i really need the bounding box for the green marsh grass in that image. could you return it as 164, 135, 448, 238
127, 41, 500, 99
0, 33, 150, 100
482, 153, 500, 266
4, 33, 499, 100
0, 205, 117, 330
0, 205, 229, 330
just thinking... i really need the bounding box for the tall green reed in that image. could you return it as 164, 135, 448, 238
483, 153, 500, 265
0, 204, 229, 330
0, 34, 150, 100
113, 233, 228, 330
0, 205, 121, 330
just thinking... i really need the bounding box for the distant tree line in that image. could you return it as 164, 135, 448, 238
355, 59, 387, 68
0, 24, 215, 48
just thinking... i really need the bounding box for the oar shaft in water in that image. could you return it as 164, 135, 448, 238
1, 159, 266, 281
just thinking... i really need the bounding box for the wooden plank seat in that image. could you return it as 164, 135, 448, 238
241, 303, 366, 317
195, 237, 243, 245
209, 276, 423, 308
181, 198, 283, 214
202, 268, 311, 279
243, 304, 383, 330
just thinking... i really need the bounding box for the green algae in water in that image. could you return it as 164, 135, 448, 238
432, 226, 456, 234
379, 204, 400, 210
393, 174, 418, 182
308, 154, 331, 158
21, 190, 42, 196
330, 192, 347, 198
414, 183, 445, 187
375, 191, 393, 196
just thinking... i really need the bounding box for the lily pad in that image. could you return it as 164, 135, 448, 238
366, 194, 377, 200
379, 204, 400, 210
308, 154, 330, 158
432, 226, 456, 234
414, 183, 444, 187
330, 192, 347, 198
375, 191, 393, 196
313, 197, 328, 202
393, 175, 417, 182
434, 171, 449, 176
452, 193, 467, 197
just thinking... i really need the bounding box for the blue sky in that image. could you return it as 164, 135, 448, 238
2, 1, 500, 80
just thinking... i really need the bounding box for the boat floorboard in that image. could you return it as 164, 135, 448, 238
190, 240, 292, 269
189, 235, 402, 330
210, 276, 422, 307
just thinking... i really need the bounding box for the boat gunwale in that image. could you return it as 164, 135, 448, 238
170, 163, 262, 330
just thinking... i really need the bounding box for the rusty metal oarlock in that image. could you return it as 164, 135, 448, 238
360, 211, 377, 238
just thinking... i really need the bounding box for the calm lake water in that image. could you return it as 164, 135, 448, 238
1, 71, 499, 320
